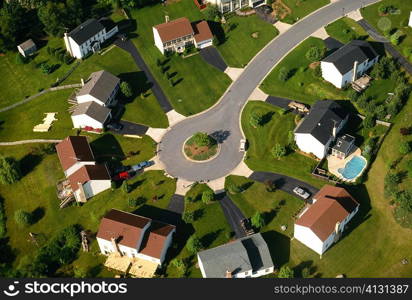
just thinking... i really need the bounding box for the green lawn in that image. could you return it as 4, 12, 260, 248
165, 184, 232, 278
260, 37, 347, 105
361, 0, 412, 62
242, 101, 323, 187
325, 17, 369, 44
281, 0, 330, 24
216, 15, 279, 68
129, 0, 232, 116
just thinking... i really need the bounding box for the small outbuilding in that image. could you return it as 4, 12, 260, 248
17, 39, 37, 57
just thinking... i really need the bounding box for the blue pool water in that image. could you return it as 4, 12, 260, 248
338, 156, 367, 180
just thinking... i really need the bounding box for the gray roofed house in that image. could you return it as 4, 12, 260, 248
197, 233, 274, 278
17, 39, 37, 57
72, 101, 111, 123
67, 19, 105, 45
76, 70, 120, 106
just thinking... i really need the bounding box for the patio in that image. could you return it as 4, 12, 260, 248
327, 147, 366, 182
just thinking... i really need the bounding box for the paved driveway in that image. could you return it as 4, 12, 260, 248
199, 47, 228, 72
266, 95, 293, 110
167, 194, 184, 214
112, 120, 148, 136
324, 37, 344, 49
218, 193, 247, 238
158, 0, 379, 182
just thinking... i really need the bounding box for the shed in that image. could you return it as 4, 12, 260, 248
17, 39, 37, 57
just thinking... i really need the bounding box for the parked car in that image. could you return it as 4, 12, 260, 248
106, 122, 123, 132
239, 139, 246, 152
293, 187, 310, 200
130, 160, 154, 172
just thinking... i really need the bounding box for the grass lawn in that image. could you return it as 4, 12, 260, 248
325, 17, 369, 44
165, 184, 232, 278
280, 0, 330, 24
242, 101, 323, 187
260, 37, 347, 105
215, 15, 279, 68
129, 0, 232, 116
361, 0, 412, 62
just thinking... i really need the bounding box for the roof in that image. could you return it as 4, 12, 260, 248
295, 185, 359, 241
72, 101, 111, 123
154, 17, 194, 43
18, 39, 36, 51
98, 18, 117, 31
77, 70, 120, 104
192, 21, 213, 43
139, 220, 176, 259
67, 19, 105, 45
97, 209, 151, 249
68, 164, 110, 191
295, 100, 348, 145
332, 134, 355, 154
322, 40, 378, 74
197, 233, 274, 278
55, 136, 95, 172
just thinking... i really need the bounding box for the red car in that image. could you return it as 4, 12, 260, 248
113, 171, 131, 181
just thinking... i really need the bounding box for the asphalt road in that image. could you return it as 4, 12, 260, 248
158, 0, 379, 182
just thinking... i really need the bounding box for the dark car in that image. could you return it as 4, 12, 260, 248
113, 165, 131, 174
106, 122, 123, 132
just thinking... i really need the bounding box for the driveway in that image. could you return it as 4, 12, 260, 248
266, 95, 293, 110
218, 193, 247, 238
158, 0, 379, 182
199, 47, 228, 72
249, 171, 319, 202
167, 194, 184, 214
111, 120, 148, 136
114, 39, 174, 113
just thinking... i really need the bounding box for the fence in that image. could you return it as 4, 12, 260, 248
51, 61, 81, 87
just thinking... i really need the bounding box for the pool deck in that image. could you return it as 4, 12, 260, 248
327, 147, 366, 182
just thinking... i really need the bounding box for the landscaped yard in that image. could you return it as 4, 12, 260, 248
215, 15, 279, 68
325, 17, 369, 44
361, 0, 412, 62
280, 0, 330, 24
260, 37, 347, 105
242, 101, 323, 187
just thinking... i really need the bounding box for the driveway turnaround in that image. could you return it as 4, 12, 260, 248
115, 39, 174, 113
218, 193, 247, 238
199, 47, 228, 72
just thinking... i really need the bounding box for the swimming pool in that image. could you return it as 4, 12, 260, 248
338, 156, 367, 180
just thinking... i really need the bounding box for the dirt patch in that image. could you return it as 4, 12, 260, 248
251, 32, 259, 39
309, 61, 320, 69
185, 144, 211, 157
272, 0, 292, 19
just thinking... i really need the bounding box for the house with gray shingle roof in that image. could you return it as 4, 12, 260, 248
197, 233, 274, 278
71, 101, 112, 130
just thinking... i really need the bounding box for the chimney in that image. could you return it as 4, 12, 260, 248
81, 78, 85, 86
334, 221, 340, 234
352, 60, 358, 82
165, 15, 169, 23
225, 270, 232, 278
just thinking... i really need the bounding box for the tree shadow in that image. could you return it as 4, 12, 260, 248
241, 181, 254, 192
262, 230, 290, 268
193, 208, 204, 221
130, 179, 145, 191
19, 153, 43, 178
118, 71, 153, 102
260, 111, 275, 126
88, 264, 103, 277
133, 205, 181, 226
90, 134, 125, 166
172, 78, 183, 86
210, 130, 231, 143
201, 229, 223, 248
262, 209, 278, 225
293, 260, 315, 278
30, 207, 45, 225
209, 21, 226, 45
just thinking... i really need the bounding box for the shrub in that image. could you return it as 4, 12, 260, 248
271, 144, 286, 159
120, 81, 133, 98
249, 112, 263, 128
182, 211, 194, 223
313, 65, 322, 78
363, 115, 375, 129
251, 212, 265, 229
128, 198, 139, 207
227, 182, 242, 194
202, 190, 214, 204
301, 267, 310, 278
278, 67, 290, 82
40, 62, 52, 74
192, 132, 213, 147
390, 30, 403, 46
399, 141, 411, 155
305, 46, 323, 62
406, 160, 412, 178
385, 172, 401, 185
14, 210, 32, 226
186, 235, 203, 254
171, 258, 187, 276
122, 181, 132, 194
278, 266, 294, 278
375, 105, 386, 120
0, 156, 21, 185
264, 180, 276, 192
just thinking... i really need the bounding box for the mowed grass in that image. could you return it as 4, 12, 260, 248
361, 0, 412, 62
260, 37, 347, 105
281, 0, 330, 24
216, 15, 279, 68
242, 101, 323, 187
325, 17, 369, 44
129, 0, 232, 116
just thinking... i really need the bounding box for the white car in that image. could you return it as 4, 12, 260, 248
293, 187, 310, 200
239, 139, 246, 152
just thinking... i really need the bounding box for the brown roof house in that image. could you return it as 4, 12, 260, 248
153, 17, 213, 55
294, 185, 359, 256
56, 136, 111, 202
97, 209, 175, 267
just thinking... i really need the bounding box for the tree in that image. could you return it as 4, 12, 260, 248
249, 113, 262, 128
385, 172, 401, 186
251, 212, 265, 229
202, 190, 214, 204
0, 156, 21, 185
14, 210, 32, 227
186, 235, 203, 254
171, 258, 187, 276
363, 115, 375, 129
0, 1, 29, 50
390, 30, 403, 46
122, 181, 131, 193
182, 211, 194, 223
38, 2, 68, 37
347, 89, 360, 102
264, 180, 276, 192
120, 81, 133, 98
271, 144, 286, 159
203, 5, 221, 21
399, 141, 411, 155
278, 265, 294, 278
305, 46, 323, 62
227, 182, 242, 194
128, 198, 139, 207
40, 63, 52, 74
301, 267, 310, 278
395, 190, 412, 212
192, 132, 212, 147
278, 67, 290, 82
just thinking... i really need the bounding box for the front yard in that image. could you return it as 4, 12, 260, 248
325, 17, 369, 44
279, 0, 330, 24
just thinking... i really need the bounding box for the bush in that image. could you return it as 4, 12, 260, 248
186, 235, 203, 254
385, 172, 401, 185
192, 132, 213, 147
182, 211, 194, 223
278, 266, 294, 278
313, 65, 322, 78
122, 181, 132, 194
0, 156, 21, 185
271, 144, 286, 159
14, 210, 32, 226
278, 67, 291, 82
363, 115, 375, 129
202, 190, 214, 204
406, 160, 412, 177
120, 81, 133, 98
305, 46, 323, 62
251, 212, 265, 229
203, 5, 221, 21
227, 182, 242, 194
128, 198, 139, 207
399, 141, 411, 155
347, 89, 360, 102
264, 180, 276, 192
40, 62, 52, 74
171, 258, 187, 276
249, 112, 263, 128
301, 267, 310, 278
390, 30, 403, 46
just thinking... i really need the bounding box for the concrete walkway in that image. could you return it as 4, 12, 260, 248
274, 21, 292, 35
249, 87, 268, 101
0, 139, 62, 146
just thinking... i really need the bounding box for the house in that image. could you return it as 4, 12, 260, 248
97, 209, 175, 267
205, 0, 266, 13
294, 100, 349, 159
197, 233, 274, 278
331, 134, 355, 159
64, 18, 119, 59
17, 39, 36, 57
55, 136, 96, 177
321, 40, 379, 89
67, 164, 111, 202
153, 17, 213, 54
71, 101, 112, 130
76, 70, 120, 107
294, 185, 359, 255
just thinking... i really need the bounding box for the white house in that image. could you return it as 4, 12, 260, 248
64, 18, 119, 59
17, 39, 36, 57
76, 70, 120, 107
197, 233, 274, 278
71, 101, 111, 130
153, 17, 213, 55
321, 40, 379, 89
294, 185, 359, 255
294, 100, 348, 159
97, 209, 176, 266
205, 0, 266, 13
409, 11, 412, 27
